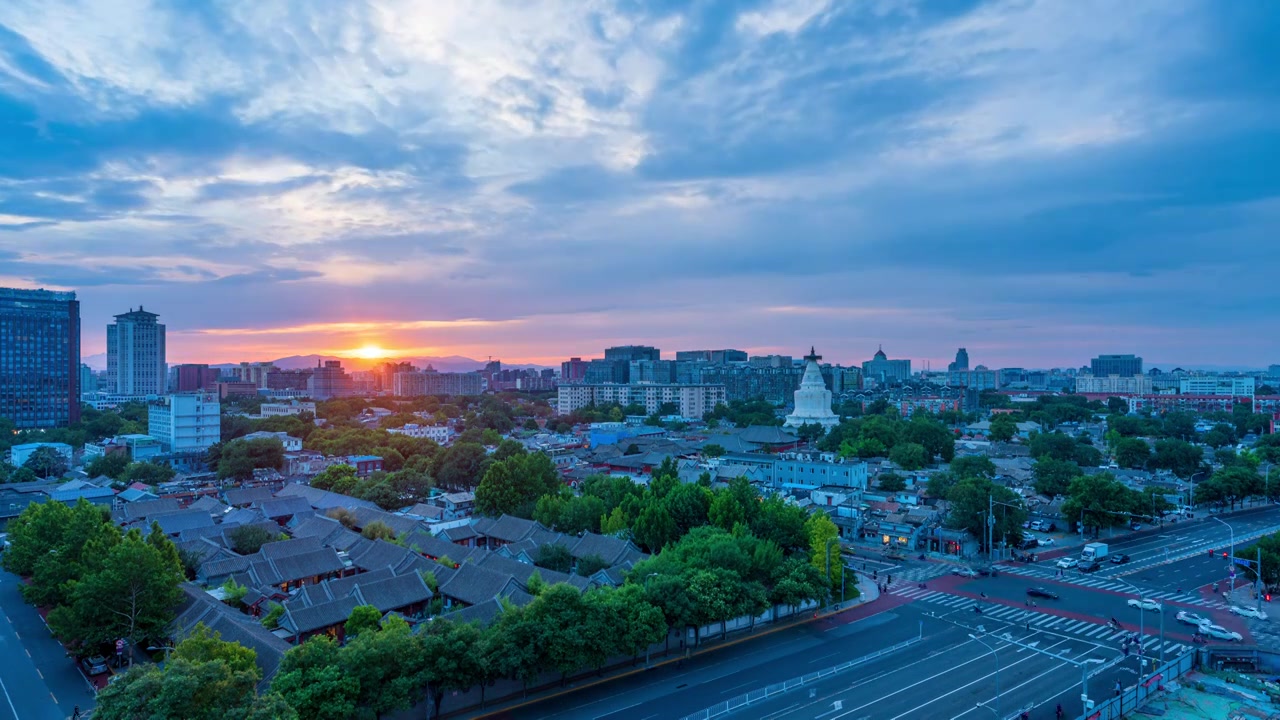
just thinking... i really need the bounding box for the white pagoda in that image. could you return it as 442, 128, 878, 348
783, 347, 840, 429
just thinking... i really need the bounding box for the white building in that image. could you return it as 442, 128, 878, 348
81, 392, 157, 410
240, 431, 303, 452
556, 383, 727, 419
784, 347, 840, 429
1074, 374, 1153, 395
148, 393, 221, 454
259, 401, 317, 417
1179, 376, 1255, 397
8, 442, 74, 468
83, 434, 162, 462
106, 307, 166, 395
388, 423, 454, 444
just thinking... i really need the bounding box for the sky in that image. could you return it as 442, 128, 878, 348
2, 0, 1278, 370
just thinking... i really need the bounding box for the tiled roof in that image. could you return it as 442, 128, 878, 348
438, 524, 478, 542
114, 497, 182, 522
739, 426, 799, 445
259, 537, 323, 560
187, 495, 229, 514
152, 511, 216, 535
289, 514, 364, 551
568, 533, 645, 567
274, 483, 377, 511
282, 596, 360, 635
438, 563, 525, 606
436, 598, 506, 626
259, 496, 314, 520
403, 503, 444, 521
172, 584, 291, 687
245, 547, 345, 586
349, 507, 421, 536
224, 487, 275, 507
478, 514, 541, 543
347, 539, 432, 575
472, 553, 587, 591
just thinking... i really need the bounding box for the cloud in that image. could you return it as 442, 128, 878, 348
0, 0, 1277, 367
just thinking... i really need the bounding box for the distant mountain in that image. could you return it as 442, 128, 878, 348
266, 354, 549, 373
82, 353, 108, 370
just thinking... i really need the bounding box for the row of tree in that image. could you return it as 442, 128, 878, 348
1, 499, 185, 663
817, 412, 957, 468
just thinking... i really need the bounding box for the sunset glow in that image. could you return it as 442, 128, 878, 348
351, 344, 393, 360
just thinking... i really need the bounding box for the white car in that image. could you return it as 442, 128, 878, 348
1175, 611, 1209, 626
1056, 557, 1079, 569
1199, 624, 1243, 642
952, 567, 979, 578
1030, 521, 1044, 531
1230, 606, 1268, 621
1038, 537, 1055, 546
1128, 598, 1163, 612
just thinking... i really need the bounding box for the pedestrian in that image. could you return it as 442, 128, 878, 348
72, 707, 80, 720
1115, 680, 1122, 697
887, 574, 892, 584
1123, 645, 1129, 657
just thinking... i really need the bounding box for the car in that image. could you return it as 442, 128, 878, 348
1046, 522, 1058, 532
952, 567, 979, 578
1176, 611, 1209, 626
1230, 605, 1269, 620
974, 566, 999, 577
1022, 520, 1032, 529
80, 655, 109, 676
1110, 553, 1130, 564
1038, 537, 1054, 546
1027, 586, 1060, 599
1079, 560, 1101, 573
1020, 538, 1039, 550
1199, 623, 1243, 642
1030, 520, 1044, 531
1129, 521, 1142, 531
1128, 598, 1163, 612
1056, 557, 1079, 569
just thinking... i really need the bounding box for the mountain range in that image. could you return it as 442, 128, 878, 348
81, 353, 550, 373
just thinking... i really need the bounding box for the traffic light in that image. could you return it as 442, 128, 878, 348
1209, 549, 1214, 557
1224, 551, 1229, 558
1267, 594, 1272, 602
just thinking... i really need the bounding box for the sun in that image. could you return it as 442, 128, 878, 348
351, 344, 392, 359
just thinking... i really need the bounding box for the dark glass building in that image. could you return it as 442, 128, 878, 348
1090, 354, 1143, 377
0, 288, 80, 428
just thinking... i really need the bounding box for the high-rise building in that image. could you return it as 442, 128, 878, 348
0, 288, 80, 429
583, 359, 627, 384
1090, 354, 1143, 377
148, 393, 220, 453
561, 357, 588, 382
948, 348, 970, 372
307, 360, 354, 400
675, 349, 748, 363
80, 364, 99, 399
604, 345, 661, 363
393, 370, 484, 396
629, 359, 676, 383
170, 363, 219, 392
107, 306, 166, 395
861, 346, 912, 385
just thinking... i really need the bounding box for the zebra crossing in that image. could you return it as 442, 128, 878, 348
863, 563, 955, 583
888, 585, 1190, 655
993, 563, 1230, 610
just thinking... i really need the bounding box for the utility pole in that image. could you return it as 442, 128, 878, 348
988, 494, 995, 565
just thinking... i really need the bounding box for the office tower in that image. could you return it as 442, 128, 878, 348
307, 360, 354, 400
561, 357, 588, 382
107, 306, 166, 395
604, 345, 661, 363
948, 348, 969, 372
170, 363, 219, 392
148, 393, 220, 453
80, 363, 99, 398
0, 288, 80, 428
1090, 354, 1143, 377
861, 346, 912, 384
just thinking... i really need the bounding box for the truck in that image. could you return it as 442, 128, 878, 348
1081, 542, 1109, 562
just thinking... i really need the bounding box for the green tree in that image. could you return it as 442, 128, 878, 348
750, 494, 808, 553
804, 513, 841, 593
474, 452, 562, 518
121, 460, 177, 485
576, 554, 610, 577
273, 636, 359, 720
1114, 438, 1152, 469
1161, 411, 1197, 441
1150, 438, 1203, 478
944, 477, 1026, 550
878, 473, 906, 492
1032, 458, 1081, 497
339, 615, 426, 719
1106, 397, 1128, 414
229, 525, 276, 555
48, 529, 185, 664
217, 438, 286, 481
311, 464, 357, 492
904, 417, 955, 463
432, 442, 492, 491
85, 452, 131, 480
345, 605, 383, 639
949, 455, 996, 479
702, 443, 726, 458
604, 584, 667, 665
420, 620, 485, 718
1196, 467, 1262, 510
1061, 473, 1139, 533
361, 520, 397, 541
988, 414, 1017, 442
535, 543, 573, 574
23, 446, 69, 479
1203, 423, 1237, 449
889, 442, 928, 471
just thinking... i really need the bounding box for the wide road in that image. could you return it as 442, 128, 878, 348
0, 569, 96, 720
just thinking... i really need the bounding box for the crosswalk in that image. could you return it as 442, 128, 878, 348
993, 563, 1231, 610
888, 586, 1190, 656
863, 564, 955, 583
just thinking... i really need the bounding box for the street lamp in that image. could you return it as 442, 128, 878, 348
1189, 471, 1207, 511
968, 633, 1001, 718
1211, 516, 1236, 601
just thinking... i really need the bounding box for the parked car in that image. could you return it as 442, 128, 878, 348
952, 567, 979, 578
1020, 538, 1039, 550
1175, 610, 1208, 626
1027, 586, 1060, 599
1045, 523, 1057, 532
1129, 521, 1142, 531
1022, 520, 1032, 529
1128, 598, 1163, 612
974, 566, 999, 577
1110, 553, 1130, 564
1030, 520, 1044, 531
1200, 623, 1243, 642
1038, 537, 1054, 546
1230, 605, 1269, 620
1079, 560, 1101, 573
1056, 557, 1079, 569
80, 655, 109, 676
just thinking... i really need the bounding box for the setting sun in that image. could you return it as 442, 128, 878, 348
351, 344, 392, 359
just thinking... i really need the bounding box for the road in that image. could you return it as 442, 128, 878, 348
0, 570, 96, 720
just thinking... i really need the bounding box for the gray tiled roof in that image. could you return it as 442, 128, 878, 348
187, 495, 229, 514
282, 596, 360, 635
436, 598, 505, 627
472, 553, 587, 592
114, 497, 182, 522
289, 514, 364, 551
224, 487, 275, 507
259, 536, 324, 559
349, 507, 421, 536
275, 483, 377, 511
151, 510, 216, 535
438, 563, 524, 607
259, 495, 314, 520
347, 539, 431, 575
246, 547, 345, 587
172, 584, 291, 688
568, 533, 645, 566
478, 514, 542, 543
438, 524, 478, 542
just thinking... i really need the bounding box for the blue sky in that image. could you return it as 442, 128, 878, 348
1, 0, 1278, 368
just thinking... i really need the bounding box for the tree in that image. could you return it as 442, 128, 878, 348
1106, 397, 1128, 414
988, 414, 1017, 442
949, 456, 996, 480
702, 443, 726, 458
420, 620, 485, 718
345, 605, 383, 639
623, 443, 641, 456
273, 636, 359, 720
431, 442, 491, 491
96, 625, 296, 720
23, 446, 69, 479
804, 513, 840, 593
311, 464, 357, 492
750, 494, 808, 553
1114, 438, 1152, 469
218, 438, 285, 481
1032, 458, 1081, 497
229, 525, 276, 555
576, 554, 610, 577
1161, 412, 1197, 441
339, 615, 426, 719
474, 452, 562, 518
1203, 423, 1237, 449
85, 452, 131, 480
878, 473, 906, 492
1061, 473, 1139, 534
944, 477, 1026, 550
535, 543, 573, 574
904, 417, 955, 463
121, 461, 176, 485
889, 442, 928, 471
1028, 431, 1083, 463
1150, 439, 1203, 478
361, 521, 397, 541
796, 422, 826, 444
48, 529, 185, 664
1196, 467, 1262, 510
